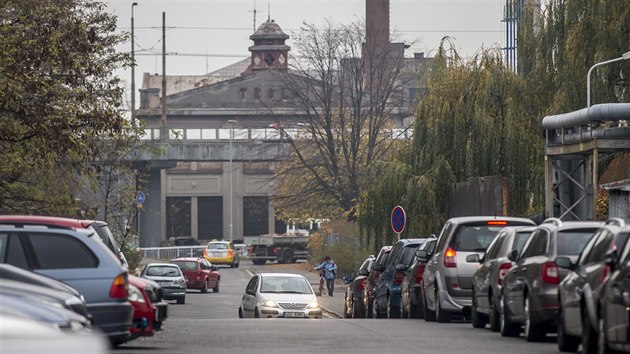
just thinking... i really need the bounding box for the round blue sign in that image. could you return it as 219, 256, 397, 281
391, 205, 406, 234
136, 191, 145, 204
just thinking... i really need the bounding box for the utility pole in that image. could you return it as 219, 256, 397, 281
131, 2, 138, 127
160, 12, 168, 139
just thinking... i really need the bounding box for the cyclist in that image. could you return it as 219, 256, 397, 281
315, 256, 337, 296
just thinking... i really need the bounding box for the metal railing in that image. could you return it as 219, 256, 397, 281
139, 246, 206, 260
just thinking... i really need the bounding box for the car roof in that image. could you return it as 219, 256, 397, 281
0, 224, 94, 236
146, 263, 179, 267
0, 215, 97, 229
446, 216, 536, 224
259, 273, 306, 279
538, 220, 604, 231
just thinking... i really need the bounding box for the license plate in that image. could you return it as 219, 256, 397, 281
284, 312, 304, 318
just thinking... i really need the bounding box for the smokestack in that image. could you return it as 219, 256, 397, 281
366, 0, 389, 51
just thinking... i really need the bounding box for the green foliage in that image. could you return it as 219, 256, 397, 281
0, 0, 131, 214
121, 242, 143, 273
307, 232, 370, 277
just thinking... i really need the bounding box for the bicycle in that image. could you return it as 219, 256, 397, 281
318, 271, 326, 296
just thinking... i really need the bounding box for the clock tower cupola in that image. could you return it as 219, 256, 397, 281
244, 18, 290, 75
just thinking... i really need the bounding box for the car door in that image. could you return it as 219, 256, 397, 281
375, 242, 404, 308
242, 276, 259, 317
475, 232, 505, 312
424, 222, 454, 309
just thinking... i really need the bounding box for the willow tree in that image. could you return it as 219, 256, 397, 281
0, 0, 132, 214
271, 20, 411, 223
360, 40, 545, 251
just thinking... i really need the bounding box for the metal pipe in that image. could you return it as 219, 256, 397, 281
587, 51, 630, 107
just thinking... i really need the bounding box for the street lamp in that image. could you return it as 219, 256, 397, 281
587, 50, 630, 107
131, 2, 138, 127
228, 119, 238, 243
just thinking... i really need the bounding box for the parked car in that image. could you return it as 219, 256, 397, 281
238, 273, 321, 319
374, 238, 423, 318
422, 216, 536, 323
401, 237, 437, 319
0, 263, 90, 320
0, 215, 128, 268
141, 263, 187, 304
469, 226, 536, 331
0, 224, 133, 345
128, 275, 168, 340
501, 219, 602, 341
363, 246, 392, 318
135, 277, 168, 330
0, 309, 108, 354
597, 219, 630, 354
0, 283, 92, 332
343, 255, 375, 318
170, 257, 220, 293
203, 240, 240, 268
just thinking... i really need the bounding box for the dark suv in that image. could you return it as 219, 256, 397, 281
0, 224, 133, 345
422, 216, 535, 323
374, 238, 423, 318
501, 219, 601, 341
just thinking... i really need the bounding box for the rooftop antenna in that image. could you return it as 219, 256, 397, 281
267, 2, 270, 21
253, 0, 256, 32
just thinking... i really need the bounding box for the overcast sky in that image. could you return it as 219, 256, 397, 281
103, 0, 506, 107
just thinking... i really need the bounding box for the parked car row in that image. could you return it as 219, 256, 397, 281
344, 215, 629, 354
0, 215, 169, 348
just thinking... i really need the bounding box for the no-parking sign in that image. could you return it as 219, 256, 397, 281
391, 205, 406, 237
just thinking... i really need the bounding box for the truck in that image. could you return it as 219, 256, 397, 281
244, 219, 326, 265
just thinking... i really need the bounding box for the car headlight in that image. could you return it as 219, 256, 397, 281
307, 299, 319, 309
128, 285, 146, 303
262, 300, 278, 308
177, 277, 186, 286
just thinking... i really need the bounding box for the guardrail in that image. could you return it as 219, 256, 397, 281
139, 244, 249, 260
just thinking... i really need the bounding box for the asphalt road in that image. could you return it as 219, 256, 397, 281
114, 262, 562, 354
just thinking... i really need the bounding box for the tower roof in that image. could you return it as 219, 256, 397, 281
250, 19, 289, 40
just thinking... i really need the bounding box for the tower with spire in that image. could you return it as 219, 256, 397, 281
243, 18, 290, 75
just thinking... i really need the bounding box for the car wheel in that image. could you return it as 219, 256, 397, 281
423, 287, 436, 322
365, 297, 373, 319
435, 288, 450, 323
557, 308, 579, 352
343, 296, 351, 318
387, 296, 401, 319
201, 279, 208, 293
524, 294, 545, 342
252, 259, 266, 266
488, 293, 500, 332
500, 294, 520, 337
177, 296, 186, 305
254, 307, 260, 318
352, 298, 364, 318
374, 297, 386, 318
413, 287, 425, 319
582, 307, 598, 354
471, 289, 488, 328
213, 279, 220, 293
238, 308, 244, 319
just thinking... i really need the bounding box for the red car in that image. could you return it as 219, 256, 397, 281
128, 275, 168, 340
170, 257, 220, 293
363, 246, 392, 318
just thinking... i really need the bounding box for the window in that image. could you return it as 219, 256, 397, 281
243, 197, 269, 237
449, 225, 503, 252
484, 232, 505, 260
147, 265, 181, 277
30, 234, 97, 269
556, 230, 597, 256
401, 244, 420, 266
520, 230, 545, 259
198, 197, 223, 239
166, 197, 191, 238
435, 222, 453, 253
2, 234, 29, 269
584, 231, 611, 264
246, 276, 258, 293
511, 231, 534, 253
578, 230, 604, 265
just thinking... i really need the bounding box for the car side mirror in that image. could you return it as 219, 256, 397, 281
604, 249, 618, 271
507, 249, 519, 262
372, 264, 384, 272
395, 263, 408, 271
555, 256, 574, 270
342, 275, 353, 284
416, 249, 429, 262
466, 254, 480, 263
358, 269, 369, 276
246, 289, 255, 296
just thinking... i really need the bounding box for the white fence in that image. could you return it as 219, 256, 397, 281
139, 244, 248, 260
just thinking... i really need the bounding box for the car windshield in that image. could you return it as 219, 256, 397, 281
260, 277, 312, 294
401, 245, 419, 265
171, 261, 198, 271
146, 266, 182, 277
557, 230, 597, 256
512, 231, 534, 253
450, 225, 503, 252
207, 243, 228, 250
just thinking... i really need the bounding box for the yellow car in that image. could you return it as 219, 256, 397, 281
203, 241, 240, 268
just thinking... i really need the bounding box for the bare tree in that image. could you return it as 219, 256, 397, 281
271, 20, 411, 221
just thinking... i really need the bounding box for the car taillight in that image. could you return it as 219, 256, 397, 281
541, 261, 559, 284
248, 246, 254, 254
498, 262, 512, 286
272, 247, 281, 254
600, 264, 610, 283
487, 220, 508, 226
110, 273, 129, 299
203, 248, 207, 257
444, 248, 457, 268
228, 249, 234, 257
359, 278, 367, 291
393, 271, 404, 285
416, 265, 425, 284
